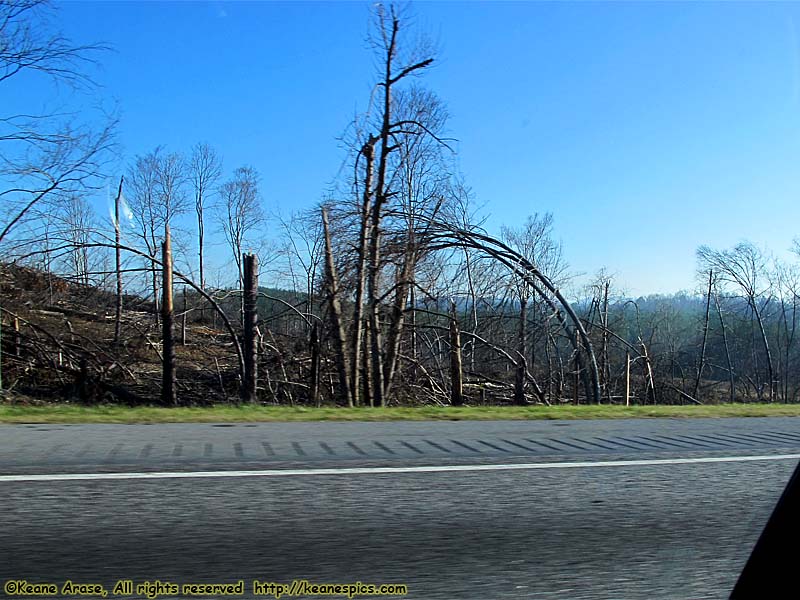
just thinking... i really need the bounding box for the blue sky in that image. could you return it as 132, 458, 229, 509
30, 1, 800, 295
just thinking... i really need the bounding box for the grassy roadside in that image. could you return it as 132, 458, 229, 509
2, 402, 800, 424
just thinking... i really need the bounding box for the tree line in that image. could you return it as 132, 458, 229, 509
2, 1, 799, 406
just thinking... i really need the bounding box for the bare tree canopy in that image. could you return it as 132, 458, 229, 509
216, 165, 265, 288
5, 1, 800, 413
189, 142, 222, 292
0, 0, 117, 247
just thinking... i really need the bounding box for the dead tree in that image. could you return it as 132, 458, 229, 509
365, 5, 435, 407
693, 269, 713, 401
351, 135, 377, 407
0, 0, 116, 248
310, 323, 321, 406
599, 278, 610, 401
189, 143, 222, 310
128, 148, 187, 324
181, 286, 187, 346
241, 253, 258, 403
623, 300, 657, 404
514, 297, 528, 405
713, 286, 736, 403
502, 214, 568, 404
114, 176, 124, 344
127, 150, 162, 323
161, 226, 176, 406
698, 243, 774, 401
217, 166, 264, 298
321, 206, 353, 406
422, 219, 601, 404
449, 300, 464, 406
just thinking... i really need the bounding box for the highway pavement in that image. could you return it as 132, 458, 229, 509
2, 417, 799, 599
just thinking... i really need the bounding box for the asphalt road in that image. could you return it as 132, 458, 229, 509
2, 417, 799, 599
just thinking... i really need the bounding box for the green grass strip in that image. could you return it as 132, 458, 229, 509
2, 403, 800, 424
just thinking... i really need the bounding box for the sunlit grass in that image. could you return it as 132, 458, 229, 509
2, 402, 800, 424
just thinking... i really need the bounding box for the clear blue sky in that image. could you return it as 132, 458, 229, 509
39, 1, 800, 295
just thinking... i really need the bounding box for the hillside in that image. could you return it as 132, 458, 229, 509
0, 263, 245, 405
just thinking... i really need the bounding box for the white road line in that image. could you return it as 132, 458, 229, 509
2, 453, 800, 482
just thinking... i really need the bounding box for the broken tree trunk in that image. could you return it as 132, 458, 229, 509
181, 286, 187, 346
114, 175, 124, 345
13, 317, 20, 357
351, 135, 377, 408
625, 352, 631, 406
310, 322, 320, 406
573, 355, 580, 405
450, 300, 463, 406
641, 341, 656, 404
363, 317, 374, 407
321, 206, 353, 407
161, 226, 176, 406
241, 253, 258, 403
151, 245, 160, 326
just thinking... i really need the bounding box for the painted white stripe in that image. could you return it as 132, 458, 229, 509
1, 453, 799, 483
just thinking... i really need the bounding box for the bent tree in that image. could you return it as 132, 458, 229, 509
420, 217, 602, 405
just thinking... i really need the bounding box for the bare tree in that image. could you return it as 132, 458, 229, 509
60, 193, 95, 285
277, 209, 323, 321
502, 213, 568, 404
772, 260, 800, 402
0, 0, 116, 247
422, 217, 602, 404
693, 269, 713, 401
126, 148, 187, 321
361, 3, 440, 406
216, 166, 265, 290
697, 242, 774, 401
189, 143, 222, 294
127, 149, 164, 321
154, 151, 188, 226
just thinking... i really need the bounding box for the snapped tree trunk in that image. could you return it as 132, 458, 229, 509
151, 261, 160, 326
310, 322, 320, 406
351, 135, 376, 408
241, 253, 258, 403
450, 300, 463, 406
114, 176, 124, 345
181, 286, 187, 346
625, 352, 631, 406
321, 207, 353, 407
363, 317, 374, 408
